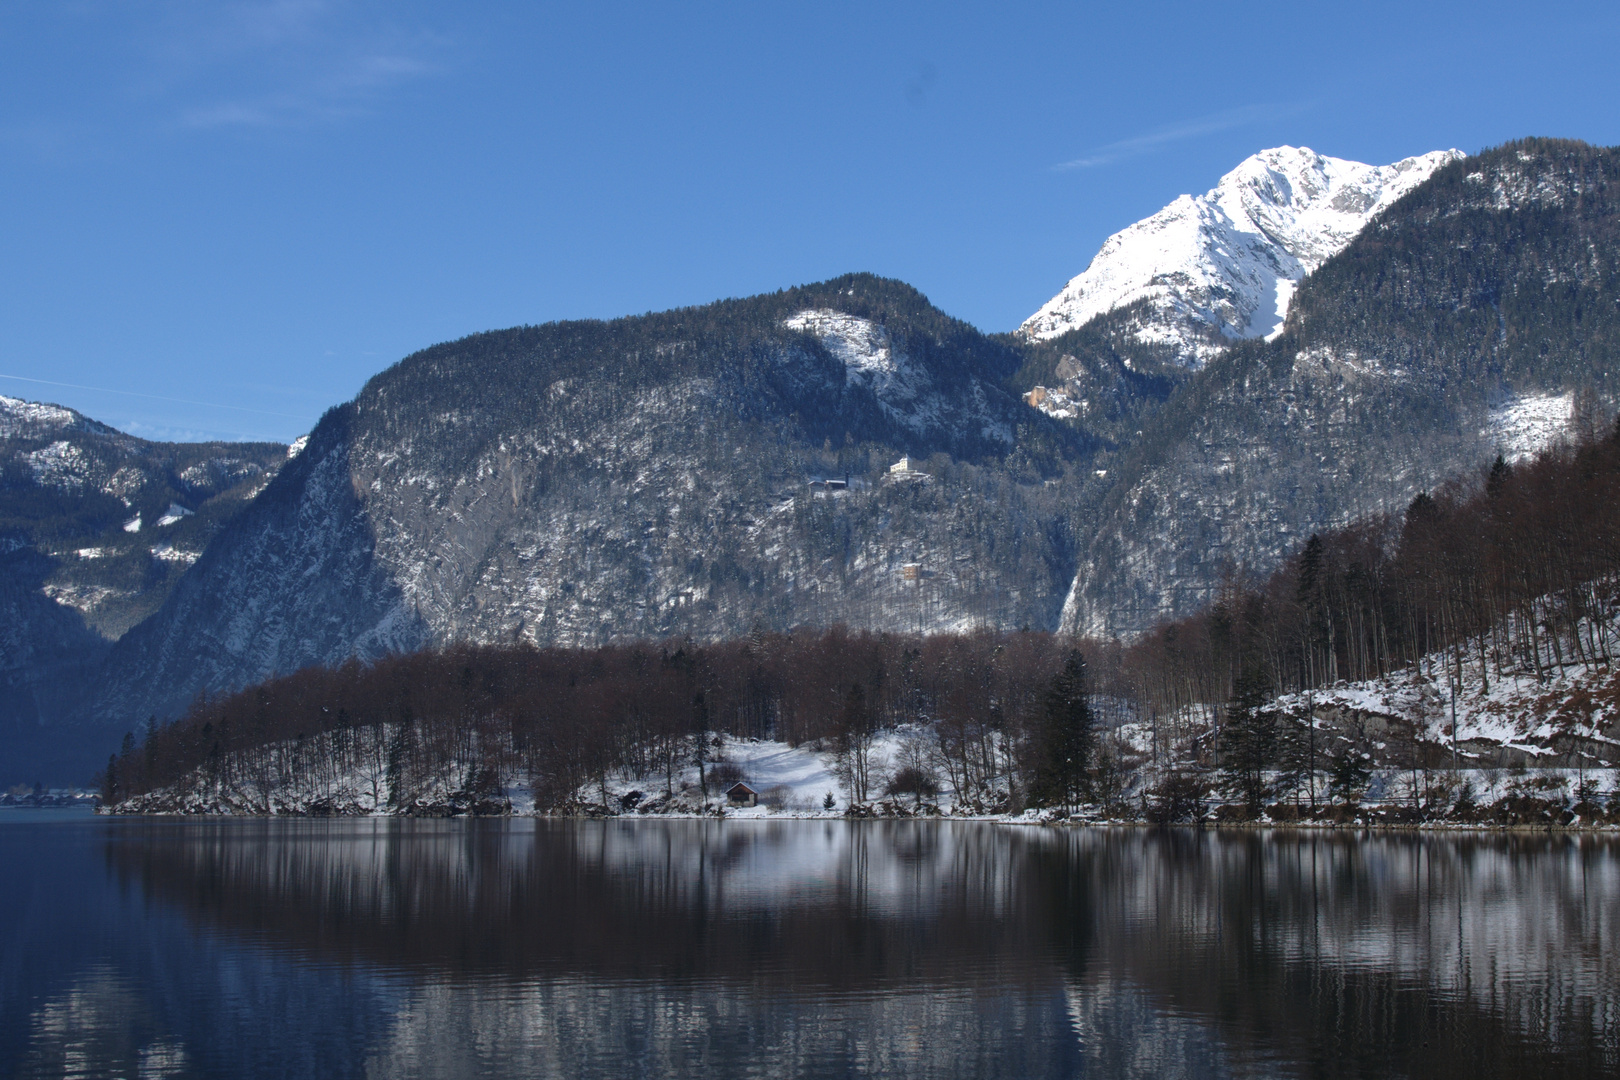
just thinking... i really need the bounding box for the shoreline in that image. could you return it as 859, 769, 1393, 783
93, 806, 1620, 832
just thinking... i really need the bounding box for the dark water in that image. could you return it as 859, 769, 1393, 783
2, 814, 1617, 1079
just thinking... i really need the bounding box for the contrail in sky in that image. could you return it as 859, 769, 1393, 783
1055, 102, 1311, 170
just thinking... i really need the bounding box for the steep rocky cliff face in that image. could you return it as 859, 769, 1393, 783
92, 276, 1091, 730
1062, 139, 1620, 637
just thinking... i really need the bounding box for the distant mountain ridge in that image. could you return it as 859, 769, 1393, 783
0, 396, 288, 780
0, 394, 289, 639
1021, 146, 1462, 364
0, 395, 123, 442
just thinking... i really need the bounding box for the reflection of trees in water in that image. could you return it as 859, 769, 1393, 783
106, 822, 1620, 1078
109, 820, 1101, 1079
1052, 829, 1620, 1078
108, 820, 1065, 990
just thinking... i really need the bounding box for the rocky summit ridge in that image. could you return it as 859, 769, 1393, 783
1020, 146, 1463, 364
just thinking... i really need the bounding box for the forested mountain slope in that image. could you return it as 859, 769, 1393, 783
0, 396, 288, 780
102, 429, 1620, 824
1062, 139, 1620, 638
89, 275, 1093, 737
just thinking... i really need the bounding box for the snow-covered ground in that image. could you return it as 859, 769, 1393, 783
700, 737, 841, 814
1485, 391, 1573, 462
112, 593, 1620, 821
1091, 593, 1620, 818
781, 309, 1014, 446
115, 725, 1059, 821
1270, 608, 1620, 765
601, 728, 984, 818
110, 714, 1620, 823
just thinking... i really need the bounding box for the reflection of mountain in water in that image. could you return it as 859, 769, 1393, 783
362, 978, 1097, 1080
104, 822, 1620, 1079
17, 966, 187, 1079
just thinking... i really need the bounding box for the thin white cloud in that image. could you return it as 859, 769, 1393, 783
120, 419, 300, 443
182, 102, 282, 128
177, 40, 440, 128
1054, 102, 1311, 170
180, 50, 435, 128
218, 0, 334, 50
88, 1, 448, 132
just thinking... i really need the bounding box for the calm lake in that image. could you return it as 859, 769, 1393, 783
1, 814, 1616, 1079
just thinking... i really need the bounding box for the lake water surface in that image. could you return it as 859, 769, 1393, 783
1, 813, 1616, 1078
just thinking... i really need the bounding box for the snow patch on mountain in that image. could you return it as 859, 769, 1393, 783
150, 543, 200, 565
784, 309, 897, 381
43, 583, 120, 617
784, 309, 1012, 445
1021, 146, 1463, 363
1486, 392, 1573, 462
156, 502, 195, 527
26, 440, 92, 490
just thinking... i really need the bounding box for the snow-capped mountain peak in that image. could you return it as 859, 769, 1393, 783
1020, 145, 1464, 363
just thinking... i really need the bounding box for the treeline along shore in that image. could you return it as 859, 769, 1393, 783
102, 422, 1620, 824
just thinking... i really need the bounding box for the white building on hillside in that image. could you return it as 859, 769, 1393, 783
888, 456, 926, 480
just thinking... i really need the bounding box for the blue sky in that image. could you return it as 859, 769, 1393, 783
2, 1, 1617, 443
